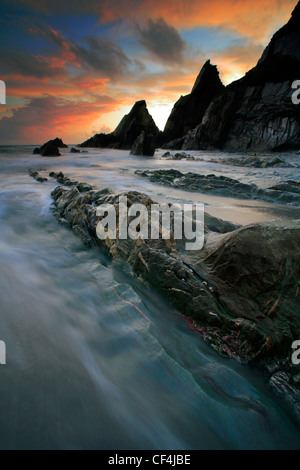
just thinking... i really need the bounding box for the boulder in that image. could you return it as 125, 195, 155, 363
33, 137, 68, 156
130, 131, 156, 156
41, 143, 61, 157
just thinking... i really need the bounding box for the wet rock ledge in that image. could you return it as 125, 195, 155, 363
135, 169, 300, 204
29, 169, 300, 416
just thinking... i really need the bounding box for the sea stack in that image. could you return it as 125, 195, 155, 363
33, 137, 68, 157
162, 60, 224, 148
81, 100, 159, 150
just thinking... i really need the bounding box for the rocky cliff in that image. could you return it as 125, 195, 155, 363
181, 2, 300, 152
162, 60, 224, 144
80, 3, 300, 154
80, 100, 159, 150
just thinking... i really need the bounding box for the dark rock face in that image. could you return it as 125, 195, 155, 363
130, 131, 156, 156
182, 3, 300, 152
80, 132, 117, 149
113, 100, 159, 149
70, 147, 81, 153
188, 221, 300, 363
81, 100, 159, 150
33, 138, 68, 156
50, 138, 68, 149
78, 5, 299, 154
41, 143, 61, 157
161, 136, 186, 150
162, 60, 224, 146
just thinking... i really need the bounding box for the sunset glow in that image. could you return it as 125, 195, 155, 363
0, 0, 298, 144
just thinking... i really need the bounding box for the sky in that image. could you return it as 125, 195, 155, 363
0, 0, 298, 144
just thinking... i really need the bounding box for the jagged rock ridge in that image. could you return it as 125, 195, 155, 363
181, 2, 300, 152
79, 2, 300, 153
162, 60, 224, 144
80, 100, 159, 150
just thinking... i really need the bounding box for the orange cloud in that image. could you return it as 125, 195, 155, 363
2, 74, 111, 101
9, 0, 296, 41
48, 27, 81, 67
0, 95, 125, 144
99, 0, 297, 41
76, 78, 109, 91
1, 0, 298, 142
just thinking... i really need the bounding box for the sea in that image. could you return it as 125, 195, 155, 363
0, 145, 299, 450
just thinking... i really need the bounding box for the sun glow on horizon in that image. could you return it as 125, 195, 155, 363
0, 0, 296, 144
147, 102, 174, 131
223, 72, 244, 85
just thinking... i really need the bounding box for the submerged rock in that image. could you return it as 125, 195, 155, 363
48, 171, 94, 191
214, 155, 293, 168
135, 168, 300, 204
28, 169, 48, 182
269, 182, 300, 194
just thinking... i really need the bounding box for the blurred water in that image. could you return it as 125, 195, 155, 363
0, 146, 299, 450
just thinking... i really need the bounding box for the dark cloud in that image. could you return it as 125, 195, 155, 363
138, 18, 186, 64
2, 0, 297, 41
70, 36, 131, 78
0, 19, 134, 81
0, 46, 65, 78
31, 24, 133, 80
0, 96, 59, 143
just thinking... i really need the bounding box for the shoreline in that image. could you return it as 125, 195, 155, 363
29, 167, 300, 420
